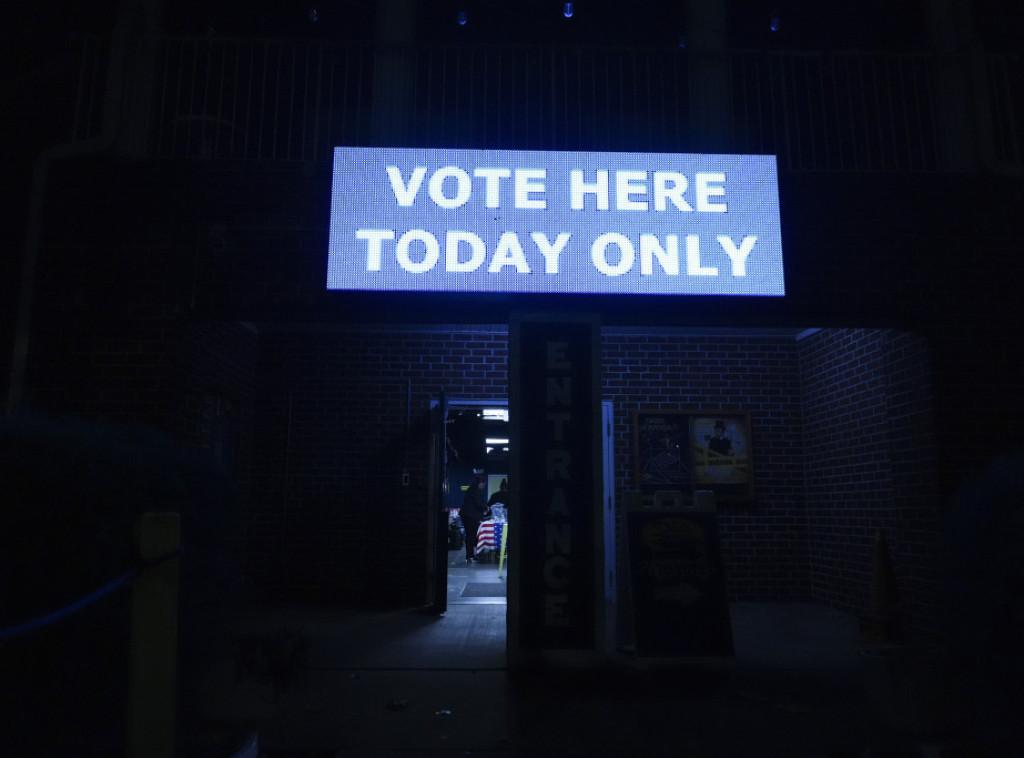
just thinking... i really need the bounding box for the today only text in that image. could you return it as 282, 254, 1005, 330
355, 228, 757, 277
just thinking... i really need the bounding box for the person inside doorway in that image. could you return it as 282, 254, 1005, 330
461, 473, 489, 563
707, 420, 735, 456
487, 477, 509, 515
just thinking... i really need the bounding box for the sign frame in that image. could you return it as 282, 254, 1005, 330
327, 146, 784, 297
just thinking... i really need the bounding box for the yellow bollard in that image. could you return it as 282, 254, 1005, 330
497, 522, 508, 578
127, 512, 181, 758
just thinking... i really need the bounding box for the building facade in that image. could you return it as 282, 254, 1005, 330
6, 0, 1023, 652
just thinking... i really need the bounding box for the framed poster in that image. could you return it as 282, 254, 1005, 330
634, 409, 755, 502
689, 412, 754, 502
633, 411, 692, 494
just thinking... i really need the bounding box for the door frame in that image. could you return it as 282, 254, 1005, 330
425, 392, 449, 614
427, 395, 510, 613
601, 400, 617, 654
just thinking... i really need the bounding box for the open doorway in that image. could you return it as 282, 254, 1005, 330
431, 398, 510, 615
430, 394, 619, 659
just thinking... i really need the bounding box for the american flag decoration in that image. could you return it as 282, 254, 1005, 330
475, 521, 504, 555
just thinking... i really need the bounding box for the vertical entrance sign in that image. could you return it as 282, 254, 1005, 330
509, 315, 602, 661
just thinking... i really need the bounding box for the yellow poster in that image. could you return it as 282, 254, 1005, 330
691, 415, 751, 487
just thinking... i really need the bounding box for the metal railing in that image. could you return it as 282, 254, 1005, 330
72, 35, 1022, 173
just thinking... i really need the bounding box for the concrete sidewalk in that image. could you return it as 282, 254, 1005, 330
188, 602, 966, 757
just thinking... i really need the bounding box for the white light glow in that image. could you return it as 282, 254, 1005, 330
327, 147, 784, 296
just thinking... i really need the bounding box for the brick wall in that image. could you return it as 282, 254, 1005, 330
798, 328, 939, 637
800, 328, 894, 612
26, 307, 936, 621
242, 325, 935, 622
602, 329, 809, 602
172, 318, 259, 519
246, 326, 509, 605
23, 176, 260, 591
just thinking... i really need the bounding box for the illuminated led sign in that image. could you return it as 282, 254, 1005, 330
327, 147, 784, 296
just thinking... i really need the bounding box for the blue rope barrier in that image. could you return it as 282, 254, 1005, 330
0, 548, 182, 642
